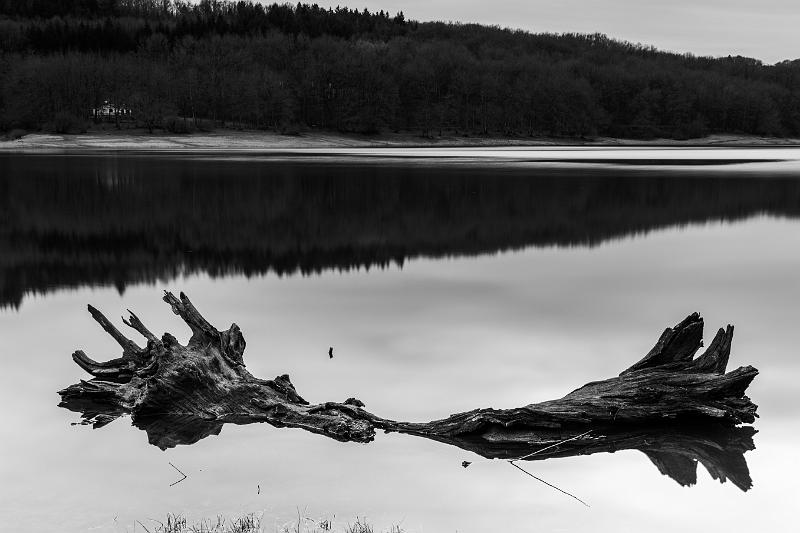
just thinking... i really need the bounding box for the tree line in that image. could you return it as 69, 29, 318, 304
2, 0, 800, 138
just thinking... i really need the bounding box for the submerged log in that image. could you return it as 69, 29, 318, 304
59, 292, 758, 489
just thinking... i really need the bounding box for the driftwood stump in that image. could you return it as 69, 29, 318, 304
59, 292, 759, 490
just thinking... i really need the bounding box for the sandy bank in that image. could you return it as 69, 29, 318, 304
2, 130, 800, 153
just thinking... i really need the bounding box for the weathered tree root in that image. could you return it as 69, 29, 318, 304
59, 292, 759, 489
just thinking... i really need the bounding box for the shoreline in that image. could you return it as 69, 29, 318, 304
2, 130, 800, 153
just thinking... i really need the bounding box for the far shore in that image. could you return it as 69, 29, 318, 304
2, 129, 800, 153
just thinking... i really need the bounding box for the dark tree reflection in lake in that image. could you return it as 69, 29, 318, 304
0, 152, 799, 532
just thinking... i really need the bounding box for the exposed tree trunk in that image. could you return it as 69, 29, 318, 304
59, 292, 758, 489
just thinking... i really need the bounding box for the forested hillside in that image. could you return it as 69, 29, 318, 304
2, 0, 800, 139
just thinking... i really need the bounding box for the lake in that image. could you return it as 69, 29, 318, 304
1, 148, 799, 532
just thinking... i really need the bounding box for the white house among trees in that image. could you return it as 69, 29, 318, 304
91, 100, 132, 121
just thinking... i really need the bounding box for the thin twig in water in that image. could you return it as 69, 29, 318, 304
509, 462, 589, 507
509, 430, 593, 462
135, 520, 152, 533
168, 461, 187, 487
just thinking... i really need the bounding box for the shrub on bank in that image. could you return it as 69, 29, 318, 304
48, 112, 87, 134
2, 128, 26, 140
164, 115, 193, 134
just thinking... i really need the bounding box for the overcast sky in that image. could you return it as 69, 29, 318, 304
290, 0, 799, 64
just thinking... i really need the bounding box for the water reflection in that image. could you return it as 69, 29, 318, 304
452, 424, 756, 492
2, 153, 800, 308
62, 411, 755, 492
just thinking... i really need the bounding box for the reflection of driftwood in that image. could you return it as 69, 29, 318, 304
59, 292, 759, 489
444, 423, 756, 491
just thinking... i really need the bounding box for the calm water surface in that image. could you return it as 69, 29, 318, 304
1, 150, 799, 532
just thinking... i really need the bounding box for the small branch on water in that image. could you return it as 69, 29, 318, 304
135, 520, 153, 533
509, 462, 590, 507
168, 461, 187, 487
504, 430, 593, 506
509, 430, 594, 462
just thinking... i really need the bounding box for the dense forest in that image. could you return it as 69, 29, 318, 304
3, 154, 800, 308
2, 0, 800, 138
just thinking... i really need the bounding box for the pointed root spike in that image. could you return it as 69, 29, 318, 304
122, 309, 157, 342
87, 304, 141, 355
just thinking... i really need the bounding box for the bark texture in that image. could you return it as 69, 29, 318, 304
59, 292, 759, 489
